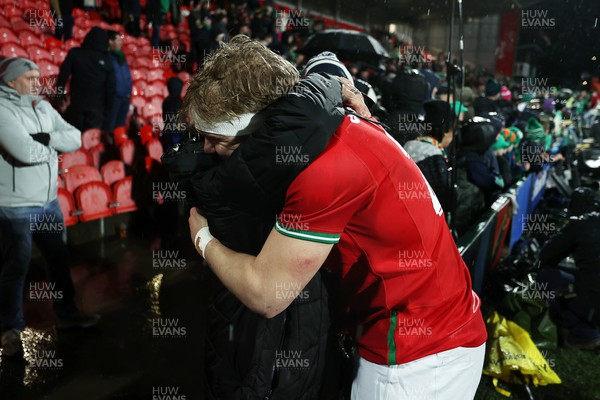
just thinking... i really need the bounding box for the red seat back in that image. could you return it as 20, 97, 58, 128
112, 176, 137, 213
89, 143, 105, 169
74, 181, 114, 222
0, 27, 20, 43
100, 160, 126, 186
119, 139, 135, 166
145, 138, 163, 163
64, 164, 102, 192
59, 148, 91, 172
57, 188, 78, 227
1, 43, 28, 58
81, 128, 103, 150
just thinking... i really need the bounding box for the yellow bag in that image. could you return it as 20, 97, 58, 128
483, 312, 561, 397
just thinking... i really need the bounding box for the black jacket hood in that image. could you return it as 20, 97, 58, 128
82, 27, 109, 52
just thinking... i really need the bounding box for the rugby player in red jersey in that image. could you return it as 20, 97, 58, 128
186, 36, 487, 399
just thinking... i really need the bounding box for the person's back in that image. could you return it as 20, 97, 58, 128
279, 115, 486, 365
57, 27, 115, 130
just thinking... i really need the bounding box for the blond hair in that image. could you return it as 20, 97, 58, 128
181, 35, 299, 128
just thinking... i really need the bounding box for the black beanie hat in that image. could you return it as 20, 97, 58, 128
485, 78, 501, 97
460, 117, 497, 155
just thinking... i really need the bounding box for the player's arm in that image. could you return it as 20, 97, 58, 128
189, 208, 332, 318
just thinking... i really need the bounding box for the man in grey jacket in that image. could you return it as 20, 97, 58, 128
0, 58, 99, 357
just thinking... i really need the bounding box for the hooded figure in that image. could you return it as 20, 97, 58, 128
57, 27, 116, 132
161, 77, 185, 149
538, 187, 600, 349
403, 100, 455, 214
458, 117, 505, 203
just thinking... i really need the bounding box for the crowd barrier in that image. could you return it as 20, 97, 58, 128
457, 166, 551, 294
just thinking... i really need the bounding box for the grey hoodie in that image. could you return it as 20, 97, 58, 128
0, 84, 81, 207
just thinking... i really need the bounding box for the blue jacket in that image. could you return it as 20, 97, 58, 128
110, 52, 132, 98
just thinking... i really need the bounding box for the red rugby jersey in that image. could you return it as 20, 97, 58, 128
275, 115, 487, 365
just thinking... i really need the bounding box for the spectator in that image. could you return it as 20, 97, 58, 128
189, 7, 212, 71
123, 0, 141, 37
458, 116, 504, 203
473, 78, 501, 115
185, 35, 486, 400
492, 129, 513, 188
0, 58, 99, 357
404, 100, 455, 214
160, 77, 184, 149
537, 187, 600, 349
50, 0, 74, 41
57, 27, 116, 132
146, 0, 165, 47
105, 30, 132, 132
381, 63, 429, 143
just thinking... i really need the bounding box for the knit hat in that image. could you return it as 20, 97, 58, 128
301, 51, 353, 81
501, 85, 512, 101
525, 117, 545, 142
492, 132, 511, 151
0, 57, 39, 85
506, 127, 523, 145
423, 100, 454, 141
485, 78, 501, 97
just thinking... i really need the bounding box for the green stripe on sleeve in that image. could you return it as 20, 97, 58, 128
274, 221, 341, 244
387, 309, 397, 365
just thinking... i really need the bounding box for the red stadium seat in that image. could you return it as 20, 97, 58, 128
145, 138, 163, 162
36, 60, 60, 77
119, 139, 135, 166
177, 71, 190, 83
11, 19, 32, 33
75, 16, 91, 28
44, 36, 62, 49
51, 48, 68, 64
28, 45, 53, 62
130, 95, 146, 114
142, 102, 161, 120
72, 26, 90, 41
4, 6, 24, 19
143, 82, 162, 99
57, 188, 80, 226
139, 125, 154, 145
64, 164, 102, 193
122, 43, 138, 57
146, 69, 164, 82
111, 176, 137, 213
131, 81, 143, 96
19, 31, 41, 48
75, 181, 114, 222
88, 143, 105, 169
0, 18, 11, 29
135, 36, 150, 47
100, 160, 126, 186
81, 128, 102, 150
59, 148, 91, 173
1, 43, 28, 58
113, 126, 128, 146
130, 68, 147, 81
72, 8, 87, 18
64, 39, 80, 51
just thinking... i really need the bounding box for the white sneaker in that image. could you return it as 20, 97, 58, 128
1, 329, 23, 357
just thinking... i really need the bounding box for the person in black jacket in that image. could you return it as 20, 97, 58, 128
473, 78, 501, 116
458, 116, 505, 204
403, 100, 455, 214
537, 187, 600, 349
169, 36, 369, 399
381, 63, 429, 144
57, 27, 116, 132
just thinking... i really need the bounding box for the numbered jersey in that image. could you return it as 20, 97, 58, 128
276, 115, 487, 366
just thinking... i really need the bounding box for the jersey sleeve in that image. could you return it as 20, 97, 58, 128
275, 143, 375, 244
